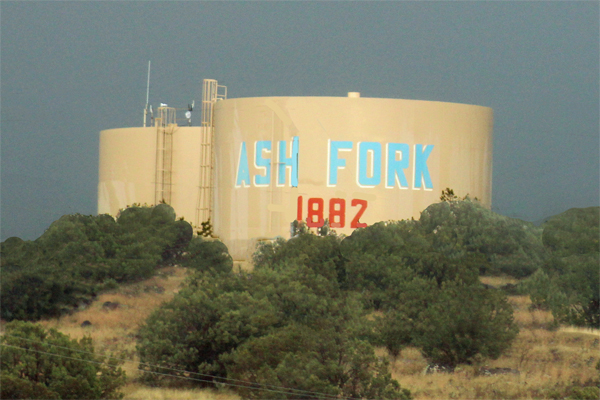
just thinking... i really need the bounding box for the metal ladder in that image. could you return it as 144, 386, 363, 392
154, 107, 176, 205
196, 79, 227, 228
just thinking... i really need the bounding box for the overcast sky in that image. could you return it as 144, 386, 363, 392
1, 1, 598, 241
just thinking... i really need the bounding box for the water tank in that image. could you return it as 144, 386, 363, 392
212, 96, 493, 260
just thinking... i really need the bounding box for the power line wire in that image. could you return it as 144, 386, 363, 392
2, 334, 344, 399
1, 344, 328, 398
1, 336, 352, 400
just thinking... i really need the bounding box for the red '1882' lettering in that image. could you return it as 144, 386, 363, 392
296, 197, 368, 229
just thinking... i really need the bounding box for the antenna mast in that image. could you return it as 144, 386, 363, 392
143, 61, 151, 127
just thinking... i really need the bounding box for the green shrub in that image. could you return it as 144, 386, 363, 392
181, 237, 232, 274
521, 207, 600, 328
1, 204, 194, 321
136, 271, 268, 382
137, 254, 410, 398
542, 207, 599, 256
419, 199, 547, 278
0, 321, 126, 399
226, 324, 410, 400
412, 281, 518, 367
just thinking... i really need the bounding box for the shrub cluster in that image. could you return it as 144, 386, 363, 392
521, 207, 599, 328
138, 233, 410, 399
1, 321, 126, 399
419, 198, 548, 278
1, 204, 194, 321
137, 199, 548, 397
340, 214, 519, 366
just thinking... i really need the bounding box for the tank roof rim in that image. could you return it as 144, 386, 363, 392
217, 96, 492, 109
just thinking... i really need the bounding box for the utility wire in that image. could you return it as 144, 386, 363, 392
1, 344, 328, 398
1, 336, 354, 400
2, 334, 343, 399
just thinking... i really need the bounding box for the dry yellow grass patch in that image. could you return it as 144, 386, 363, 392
480, 276, 519, 287
40, 266, 188, 334
560, 326, 600, 336
38, 266, 190, 379
122, 383, 239, 400
507, 295, 555, 331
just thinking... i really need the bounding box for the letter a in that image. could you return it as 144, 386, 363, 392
236, 142, 251, 187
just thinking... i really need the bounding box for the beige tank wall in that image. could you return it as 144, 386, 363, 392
98, 98, 492, 262
212, 97, 493, 261
98, 126, 203, 221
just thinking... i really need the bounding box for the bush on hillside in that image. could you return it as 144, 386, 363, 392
181, 236, 233, 274
340, 219, 480, 310
410, 281, 518, 367
136, 272, 273, 381
225, 324, 410, 400
137, 254, 411, 399
419, 199, 547, 277
253, 232, 346, 286
0, 204, 194, 321
522, 207, 599, 328
0, 321, 126, 399
338, 213, 519, 365
542, 207, 599, 256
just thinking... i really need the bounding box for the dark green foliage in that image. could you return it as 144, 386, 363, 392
339, 203, 520, 366
410, 281, 518, 367
137, 241, 411, 398
375, 274, 518, 367
198, 218, 214, 237
419, 199, 547, 278
137, 272, 273, 381
254, 233, 346, 287
139, 200, 538, 395
341, 219, 480, 309
555, 254, 599, 327
1, 204, 194, 321
226, 324, 409, 400
162, 219, 195, 263
0, 264, 95, 321
440, 187, 459, 202
523, 207, 599, 328
181, 237, 233, 274
0, 321, 126, 399
542, 207, 599, 256
534, 208, 599, 327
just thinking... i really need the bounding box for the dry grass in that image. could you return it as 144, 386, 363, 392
38, 266, 190, 380
508, 295, 555, 330
122, 383, 239, 400
479, 276, 519, 287
40, 266, 187, 335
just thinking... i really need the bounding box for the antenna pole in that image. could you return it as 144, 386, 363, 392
143, 61, 151, 127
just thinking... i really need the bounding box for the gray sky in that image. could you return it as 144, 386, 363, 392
1, 1, 598, 241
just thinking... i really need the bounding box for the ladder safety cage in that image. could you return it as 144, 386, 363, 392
197, 79, 227, 229
154, 107, 177, 205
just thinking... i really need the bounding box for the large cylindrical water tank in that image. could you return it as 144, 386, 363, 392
212, 97, 493, 261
